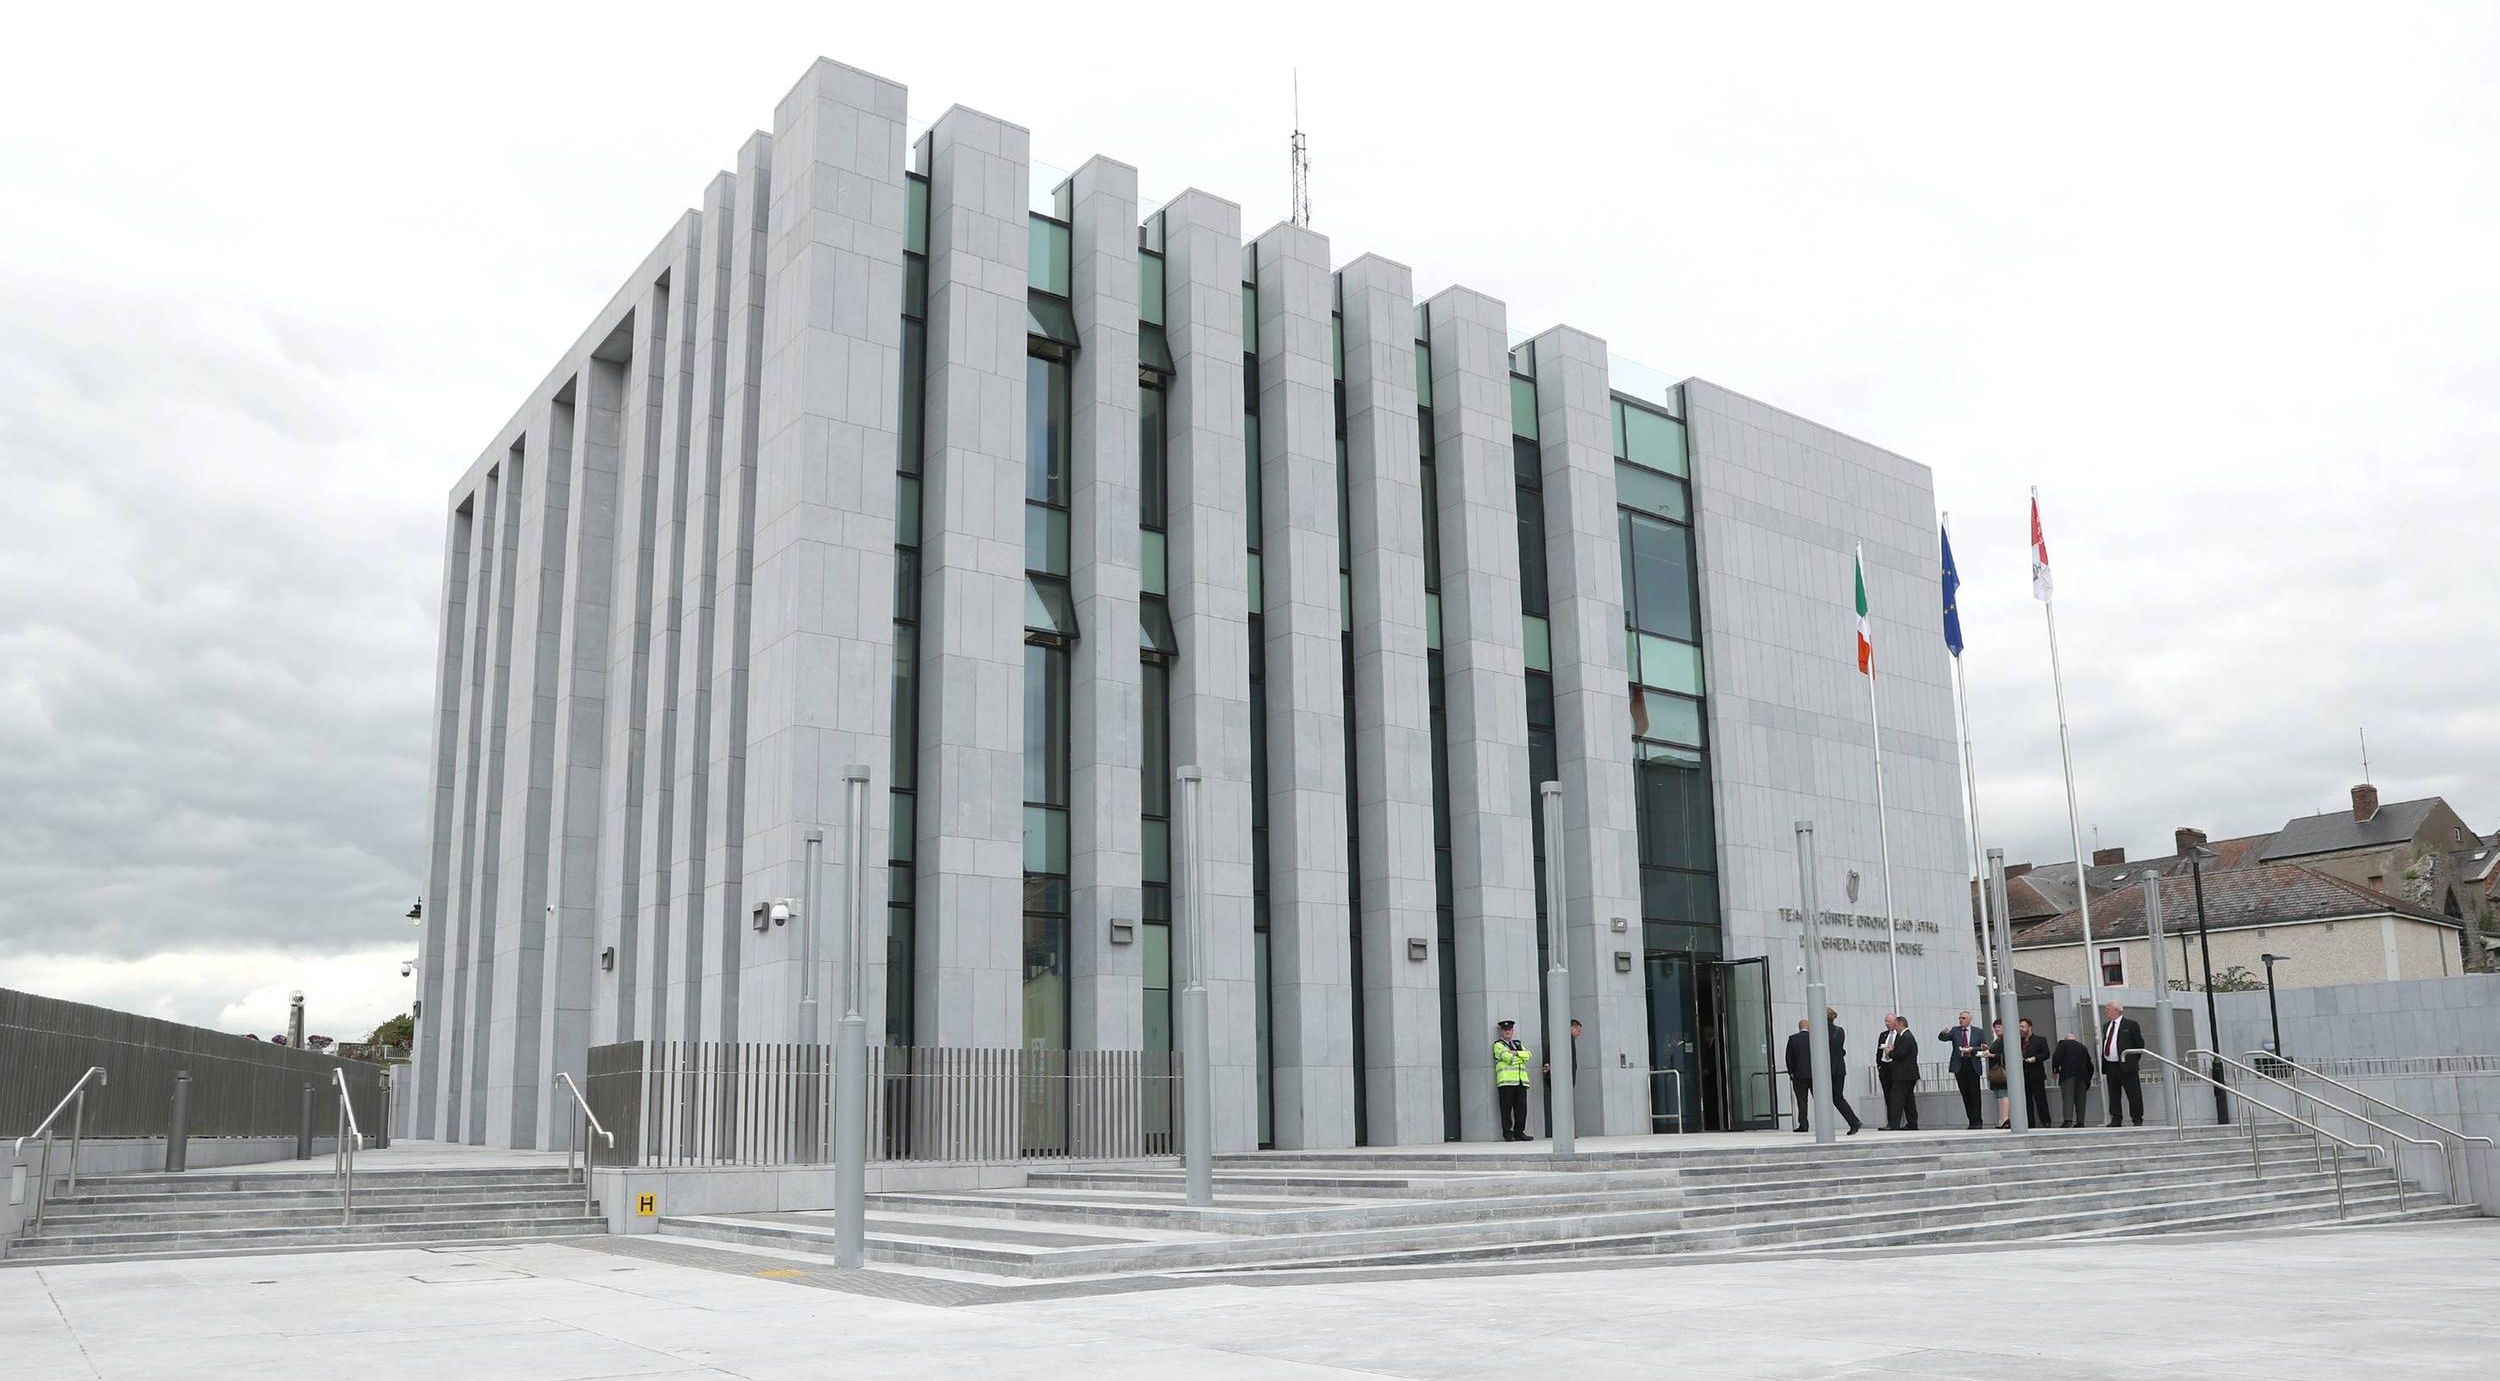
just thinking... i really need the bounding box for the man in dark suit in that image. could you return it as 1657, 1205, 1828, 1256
2099, 1002, 2147, 1127
1785, 1011, 1862, 1134
1875, 1014, 1920, 1130
2016, 1018, 2053, 1128
2051, 1028, 2096, 1128
1936, 1010, 1988, 1130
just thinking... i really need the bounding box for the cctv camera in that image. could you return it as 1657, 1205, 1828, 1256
771, 901, 794, 927
400, 960, 417, 978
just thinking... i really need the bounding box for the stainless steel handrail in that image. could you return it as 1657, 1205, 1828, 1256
12, 1066, 107, 1228
2243, 1050, 2494, 1203
2125, 1048, 2396, 1215
1647, 1067, 1685, 1132
2220, 1049, 2484, 1207
331, 1067, 364, 1226
555, 1072, 614, 1215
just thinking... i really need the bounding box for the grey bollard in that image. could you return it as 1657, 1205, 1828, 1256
297, 1081, 315, 1160
374, 1072, 391, 1150
166, 1071, 193, 1172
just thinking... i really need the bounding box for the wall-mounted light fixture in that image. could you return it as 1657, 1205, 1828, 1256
752, 899, 795, 933
1614, 951, 1633, 973
600, 946, 616, 972
1610, 915, 1629, 933
1109, 917, 1136, 945
1408, 938, 1430, 962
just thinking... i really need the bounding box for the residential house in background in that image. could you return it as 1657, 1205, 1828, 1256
1986, 783, 2489, 992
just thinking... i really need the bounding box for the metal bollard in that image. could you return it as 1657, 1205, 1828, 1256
374, 1072, 391, 1150
297, 1081, 315, 1160
166, 1071, 193, 1173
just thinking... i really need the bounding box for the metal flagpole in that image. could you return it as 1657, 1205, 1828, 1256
1956, 655, 1998, 1025
2035, 488, 2104, 1051
1861, 544, 1902, 1018
1988, 850, 2027, 1134
1943, 516, 1998, 1026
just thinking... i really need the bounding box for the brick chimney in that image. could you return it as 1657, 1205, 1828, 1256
2174, 827, 2208, 855
2352, 783, 2379, 822
2092, 846, 2127, 867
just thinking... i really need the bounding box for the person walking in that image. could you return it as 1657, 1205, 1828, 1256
2099, 1002, 2147, 1127
2016, 1017, 2053, 1128
1876, 1015, 1921, 1130
2051, 1028, 2095, 1127
1785, 1017, 1863, 1135
1493, 1019, 1533, 1141
1936, 1010, 1988, 1130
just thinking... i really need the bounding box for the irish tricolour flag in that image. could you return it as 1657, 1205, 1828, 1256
1854, 545, 1873, 675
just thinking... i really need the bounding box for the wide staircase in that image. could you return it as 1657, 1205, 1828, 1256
657, 1125, 2474, 1283
3, 1165, 605, 1265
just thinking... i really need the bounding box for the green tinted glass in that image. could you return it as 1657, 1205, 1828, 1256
1640, 691, 1705, 748
1241, 282, 1257, 348
1615, 462, 1688, 522
1139, 252, 1165, 327
906, 176, 928, 256
1522, 614, 1552, 672
1426, 591, 1443, 650
1620, 404, 1687, 476
1027, 216, 1071, 296
1415, 339, 1433, 407
1139, 529, 1166, 597
1509, 375, 1539, 440
1246, 551, 1264, 612
1640, 634, 1704, 695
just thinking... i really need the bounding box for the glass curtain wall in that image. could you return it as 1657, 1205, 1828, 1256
1612, 395, 1718, 959
1417, 310, 1460, 1139
1024, 206, 1078, 1058
1243, 255, 1272, 1147
888, 173, 931, 1047
1139, 221, 1176, 1059
1332, 285, 1367, 1145
1509, 346, 1558, 1115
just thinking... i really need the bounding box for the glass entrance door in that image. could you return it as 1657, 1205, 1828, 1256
1708, 957, 1777, 1130
1643, 954, 1700, 1133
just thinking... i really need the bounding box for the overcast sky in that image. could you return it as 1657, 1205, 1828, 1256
3, 3, 2494, 1037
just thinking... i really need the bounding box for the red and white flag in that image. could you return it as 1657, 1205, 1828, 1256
2029, 492, 2054, 603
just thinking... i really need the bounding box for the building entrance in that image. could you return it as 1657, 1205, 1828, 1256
1643, 953, 1778, 1132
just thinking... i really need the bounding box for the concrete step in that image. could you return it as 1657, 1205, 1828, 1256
38, 1183, 595, 1214
1206, 1125, 2278, 1175
57, 1167, 580, 1197
2, 1214, 609, 1263
23, 1197, 603, 1236
870, 1146, 2342, 1238
670, 1159, 2425, 1281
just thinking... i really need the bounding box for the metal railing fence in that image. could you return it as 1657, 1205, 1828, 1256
2277, 1055, 2500, 1079
584, 1041, 1181, 1169
2, 988, 384, 1143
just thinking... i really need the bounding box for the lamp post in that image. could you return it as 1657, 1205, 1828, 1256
1175, 766, 1213, 1207
2187, 846, 2227, 1121
2259, 953, 2289, 1065
1795, 822, 1835, 1147
1538, 781, 1574, 1158
832, 766, 872, 1269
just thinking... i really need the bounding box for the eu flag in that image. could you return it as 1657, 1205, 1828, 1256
1940, 524, 1965, 656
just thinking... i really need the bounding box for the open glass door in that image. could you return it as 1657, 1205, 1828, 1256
1709, 957, 1778, 1130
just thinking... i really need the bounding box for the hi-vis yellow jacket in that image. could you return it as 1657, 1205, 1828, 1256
1493, 1039, 1533, 1087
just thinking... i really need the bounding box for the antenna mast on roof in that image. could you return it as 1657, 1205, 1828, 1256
2359, 727, 2371, 783
1291, 70, 1312, 228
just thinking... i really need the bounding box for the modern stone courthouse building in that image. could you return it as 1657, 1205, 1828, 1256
410, 57, 1975, 1152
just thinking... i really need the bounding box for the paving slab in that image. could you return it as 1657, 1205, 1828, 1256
4, 1219, 2495, 1379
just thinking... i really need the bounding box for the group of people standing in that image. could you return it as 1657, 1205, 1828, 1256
1784, 1002, 2150, 1133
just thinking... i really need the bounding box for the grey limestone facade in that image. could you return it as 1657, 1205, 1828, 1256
412, 57, 1972, 1151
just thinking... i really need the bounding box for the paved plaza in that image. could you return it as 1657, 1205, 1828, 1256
7, 1218, 2495, 1379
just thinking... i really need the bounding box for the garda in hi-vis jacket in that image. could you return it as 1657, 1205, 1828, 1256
1493, 1038, 1533, 1086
